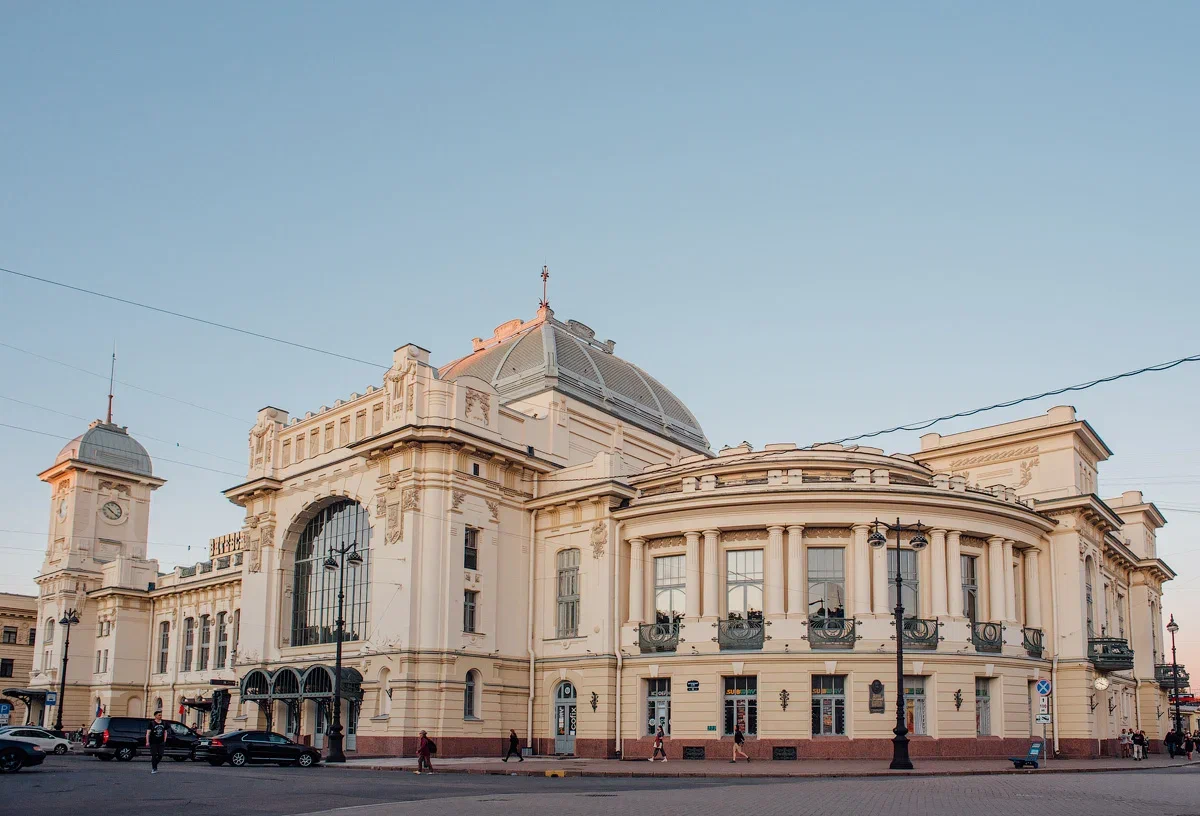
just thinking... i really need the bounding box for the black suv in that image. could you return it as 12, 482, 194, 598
84, 716, 201, 762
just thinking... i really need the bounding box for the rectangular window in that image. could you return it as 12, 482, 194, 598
339, 416, 350, 446
807, 548, 846, 619
556, 549, 581, 638
647, 678, 671, 735
355, 410, 366, 440
296, 434, 306, 461
232, 609, 240, 658
95, 650, 101, 673
182, 618, 194, 671
216, 612, 228, 669
1117, 595, 1125, 639
157, 621, 170, 674
811, 674, 846, 736
28, 629, 36, 645
281, 439, 291, 466
464, 671, 478, 719
372, 403, 384, 434
1, 627, 16, 645
726, 549, 764, 619
463, 590, 478, 633
310, 429, 320, 457
198, 614, 211, 670
976, 678, 992, 736
904, 676, 927, 735
962, 555, 979, 622
723, 676, 758, 736
654, 555, 686, 624
0, 658, 12, 678
324, 422, 334, 451
887, 549, 920, 613
464, 528, 479, 571
102, 649, 108, 672
471, 462, 481, 477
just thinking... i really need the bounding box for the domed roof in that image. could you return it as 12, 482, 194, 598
56, 420, 154, 477
440, 310, 710, 454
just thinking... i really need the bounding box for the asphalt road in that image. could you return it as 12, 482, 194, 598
8, 754, 1200, 816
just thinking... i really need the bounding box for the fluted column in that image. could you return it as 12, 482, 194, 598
1024, 548, 1042, 628
702, 530, 720, 618
930, 529, 948, 617
766, 526, 785, 616
786, 525, 805, 615
987, 536, 1006, 622
852, 524, 871, 616
628, 538, 645, 623
1003, 540, 1017, 623
946, 531, 963, 617
871, 529, 889, 614
685, 531, 702, 619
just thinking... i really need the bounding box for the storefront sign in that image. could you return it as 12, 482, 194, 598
706, 725, 717, 731
868, 679, 885, 713
687, 680, 700, 692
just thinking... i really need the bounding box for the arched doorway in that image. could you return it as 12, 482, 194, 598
553, 682, 576, 755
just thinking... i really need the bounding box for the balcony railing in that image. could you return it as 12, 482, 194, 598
1088, 637, 1134, 672
971, 621, 1004, 654
1023, 627, 1044, 659
715, 617, 766, 651
638, 622, 681, 654
1155, 663, 1190, 691
900, 617, 940, 650
805, 616, 857, 649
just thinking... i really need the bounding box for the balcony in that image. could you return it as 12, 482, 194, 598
1155, 663, 1190, 691
971, 621, 1004, 654
900, 617, 940, 650
1088, 637, 1134, 672
1023, 627, 1045, 659
715, 616, 766, 651
805, 615, 857, 650
637, 622, 681, 654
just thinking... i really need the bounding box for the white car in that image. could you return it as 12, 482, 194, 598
0, 726, 70, 755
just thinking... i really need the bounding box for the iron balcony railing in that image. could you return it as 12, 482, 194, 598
971, 621, 1004, 654
899, 617, 940, 650
805, 616, 858, 649
1088, 637, 1134, 672
1023, 627, 1045, 659
1154, 663, 1190, 691
638, 622, 681, 654
714, 617, 767, 651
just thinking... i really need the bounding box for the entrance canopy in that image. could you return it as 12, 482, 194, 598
2, 688, 47, 725
239, 665, 363, 703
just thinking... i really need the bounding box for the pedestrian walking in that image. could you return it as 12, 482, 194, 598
650, 727, 667, 762
1165, 728, 1177, 759
502, 729, 523, 762
730, 725, 749, 763
1119, 728, 1131, 758
1133, 729, 1146, 760
415, 730, 435, 774
145, 710, 168, 774
1184, 732, 1195, 760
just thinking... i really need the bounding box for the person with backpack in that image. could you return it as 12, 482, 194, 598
416, 729, 435, 774
502, 729, 523, 762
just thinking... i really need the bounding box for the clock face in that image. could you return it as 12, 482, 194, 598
101, 501, 123, 521
57, 499, 67, 520
1094, 676, 1111, 691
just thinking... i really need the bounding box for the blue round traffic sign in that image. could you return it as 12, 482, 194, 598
1036, 679, 1052, 696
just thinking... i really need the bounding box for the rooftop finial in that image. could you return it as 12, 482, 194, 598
540, 265, 550, 309
105, 342, 116, 424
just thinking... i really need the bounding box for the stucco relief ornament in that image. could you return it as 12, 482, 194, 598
451, 490, 466, 512
465, 388, 491, 425
379, 473, 400, 491
376, 495, 387, 518
590, 521, 607, 559
260, 524, 275, 549
246, 514, 260, 529
1016, 458, 1040, 490
485, 499, 500, 523
386, 502, 401, 544
247, 535, 262, 573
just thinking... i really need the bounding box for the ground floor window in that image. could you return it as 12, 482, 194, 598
723, 676, 757, 736
285, 702, 300, 736
976, 678, 991, 736
905, 676, 927, 735
811, 674, 846, 736
647, 678, 671, 735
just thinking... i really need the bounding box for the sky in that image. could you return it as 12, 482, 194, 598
1, 3, 1197, 670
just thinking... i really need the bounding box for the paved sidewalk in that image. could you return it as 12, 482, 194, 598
332, 754, 1200, 778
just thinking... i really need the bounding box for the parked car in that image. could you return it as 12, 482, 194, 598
84, 716, 202, 762
0, 726, 71, 755
0, 737, 47, 773
196, 731, 321, 768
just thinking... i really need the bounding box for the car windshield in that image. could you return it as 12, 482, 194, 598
89, 718, 110, 732
215, 731, 244, 739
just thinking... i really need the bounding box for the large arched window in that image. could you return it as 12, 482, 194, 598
291, 499, 371, 647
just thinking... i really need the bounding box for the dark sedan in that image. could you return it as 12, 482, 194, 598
0, 736, 47, 773
196, 730, 321, 768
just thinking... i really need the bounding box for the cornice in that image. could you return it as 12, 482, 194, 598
38, 458, 166, 488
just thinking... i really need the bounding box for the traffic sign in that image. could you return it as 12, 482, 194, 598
1035, 679, 1052, 696
0, 703, 11, 715
1038, 697, 1050, 715
1035, 713, 1052, 724
45, 691, 58, 706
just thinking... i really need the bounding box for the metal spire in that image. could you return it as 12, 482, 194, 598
540, 265, 550, 309
106, 343, 116, 424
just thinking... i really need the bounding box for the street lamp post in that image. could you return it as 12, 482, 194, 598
869, 518, 929, 771
322, 540, 363, 763
1166, 615, 1182, 739
53, 609, 80, 734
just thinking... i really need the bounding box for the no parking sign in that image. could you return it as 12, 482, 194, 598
1036, 679, 1052, 696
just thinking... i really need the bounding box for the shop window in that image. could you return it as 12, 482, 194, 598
905, 676, 927, 735
647, 678, 671, 735
723, 676, 758, 736
811, 674, 846, 736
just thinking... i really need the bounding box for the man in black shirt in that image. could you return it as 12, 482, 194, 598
146, 710, 168, 774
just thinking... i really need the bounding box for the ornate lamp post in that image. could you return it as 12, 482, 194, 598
868, 518, 928, 771
1166, 615, 1182, 738
322, 540, 363, 763
53, 609, 80, 733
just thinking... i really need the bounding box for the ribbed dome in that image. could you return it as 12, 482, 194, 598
440, 311, 709, 454
56, 420, 154, 477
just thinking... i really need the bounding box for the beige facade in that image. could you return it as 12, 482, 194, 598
0, 592, 37, 723
22, 307, 1181, 758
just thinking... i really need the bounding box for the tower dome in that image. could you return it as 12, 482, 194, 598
55, 420, 154, 478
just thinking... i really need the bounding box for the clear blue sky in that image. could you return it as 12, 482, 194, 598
2, 3, 1198, 665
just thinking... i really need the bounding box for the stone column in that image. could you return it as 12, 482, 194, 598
685, 531, 702, 620
766, 526, 785, 616
930, 529, 948, 617
946, 531, 963, 617
702, 530, 720, 618
1003, 540, 1017, 623
987, 536, 1006, 622
786, 525, 805, 616
628, 538, 645, 623
851, 524, 871, 616
871, 530, 889, 614
1024, 548, 1042, 628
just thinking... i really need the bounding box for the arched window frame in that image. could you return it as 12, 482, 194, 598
464, 669, 481, 720
290, 499, 372, 648
44, 618, 55, 644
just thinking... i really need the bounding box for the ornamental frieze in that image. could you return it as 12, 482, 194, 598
948, 445, 1039, 470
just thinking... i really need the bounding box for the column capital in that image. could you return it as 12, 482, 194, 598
987, 535, 1006, 547
947, 530, 962, 542
929, 528, 948, 537
701, 529, 721, 538
767, 525, 785, 534
628, 537, 646, 548
786, 524, 804, 534
851, 523, 872, 534
684, 530, 702, 542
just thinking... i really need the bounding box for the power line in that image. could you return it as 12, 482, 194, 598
2, 266, 387, 369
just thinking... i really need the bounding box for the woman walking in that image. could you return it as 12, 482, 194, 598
650, 727, 667, 762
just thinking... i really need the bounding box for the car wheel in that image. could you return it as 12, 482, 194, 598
296, 752, 315, 768
207, 759, 224, 767
229, 750, 248, 767
0, 750, 23, 774
97, 754, 114, 761
115, 746, 135, 762
54, 744, 68, 755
